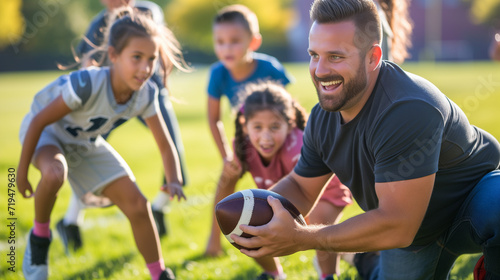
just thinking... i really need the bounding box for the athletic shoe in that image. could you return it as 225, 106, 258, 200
23, 230, 51, 280
159, 268, 176, 280
152, 209, 168, 237
255, 272, 287, 280
323, 275, 338, 280
56, 219, 82, 254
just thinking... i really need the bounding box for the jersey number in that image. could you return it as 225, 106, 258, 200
66, 117, 128, 140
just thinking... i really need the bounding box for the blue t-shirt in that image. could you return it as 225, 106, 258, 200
294, 61, 500, 246
207, 52, 292, 108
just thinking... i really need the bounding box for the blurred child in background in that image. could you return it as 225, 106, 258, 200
206, 4, 293, 166
56, 0, 188, 251
206, 81, 352, 280
374, 0, 413, 64
489, 31, 500, 61
18, 7, 189, 280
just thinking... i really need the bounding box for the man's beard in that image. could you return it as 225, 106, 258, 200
315, 63, 367, 112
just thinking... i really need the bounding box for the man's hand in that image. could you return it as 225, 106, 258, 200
231, 196, 310, 258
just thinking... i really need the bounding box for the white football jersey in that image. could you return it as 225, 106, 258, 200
20, 66, 158, 144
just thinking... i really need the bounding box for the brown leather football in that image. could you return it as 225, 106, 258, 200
215, 188, 307, 250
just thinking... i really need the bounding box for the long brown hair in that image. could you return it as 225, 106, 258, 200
234, 81, 307, 174
377, 0, 413, 63
73, 7, 191, 87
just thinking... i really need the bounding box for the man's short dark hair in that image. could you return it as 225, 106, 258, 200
310, 0, 381, 52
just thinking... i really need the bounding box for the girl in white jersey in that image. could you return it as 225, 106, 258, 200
17, 7, 189, 280
205, 81, 352, 280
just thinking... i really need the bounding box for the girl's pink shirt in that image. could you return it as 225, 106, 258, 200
241, 128, 353, 207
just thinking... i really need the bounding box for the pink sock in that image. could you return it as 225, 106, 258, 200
33, 220, 51, 238
146, 259, 165, 280
266, 264, 283, 277
322, 273, 333, 280
266, 270, 280, 277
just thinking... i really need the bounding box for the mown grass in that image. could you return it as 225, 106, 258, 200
1, 61, 499, 279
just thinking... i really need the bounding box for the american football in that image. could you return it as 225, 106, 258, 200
215, 188, 307, 250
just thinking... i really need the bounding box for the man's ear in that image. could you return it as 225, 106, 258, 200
108, 46, 117, 63
368, 44, 382, 71
249, 34, 262, 51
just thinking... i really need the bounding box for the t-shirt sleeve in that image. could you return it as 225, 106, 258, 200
294, 110, 333, 177
371, 101, 444, 182
282, 129, 303, 173
63, 70, 93, 110
207, 64, 223, 100
267, 57, 293, 86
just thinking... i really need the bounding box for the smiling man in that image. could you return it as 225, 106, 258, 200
230, 0, 500, 279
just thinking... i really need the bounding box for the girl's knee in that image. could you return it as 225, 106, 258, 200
35, 146, 67, 189
122, 195, 150, 219
40, 160, 67, 190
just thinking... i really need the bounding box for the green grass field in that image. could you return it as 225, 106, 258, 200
1, 62, 499, 279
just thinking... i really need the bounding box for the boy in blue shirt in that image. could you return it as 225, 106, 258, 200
206, 4, 293, 165
205, 4, 293, 280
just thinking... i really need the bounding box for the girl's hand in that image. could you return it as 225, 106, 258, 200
161, 182, 186, 201
222, 158, 242, 179
17, 173, 34, 198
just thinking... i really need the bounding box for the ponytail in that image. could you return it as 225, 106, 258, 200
292, 100, 308, 131
233, 110, 248, 175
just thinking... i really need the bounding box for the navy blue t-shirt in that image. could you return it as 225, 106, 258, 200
295, 61, 500, 246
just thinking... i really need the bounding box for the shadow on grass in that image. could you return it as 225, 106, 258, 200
174, 253, 261, 280
64, 253, 135, 280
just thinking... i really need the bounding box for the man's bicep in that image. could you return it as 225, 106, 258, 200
375, 174, 435, 242
294, 125, 332, 177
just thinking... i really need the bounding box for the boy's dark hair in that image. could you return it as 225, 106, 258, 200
214, 4, 259, 36
310, 0, 381, 54
234, 81, 307, 174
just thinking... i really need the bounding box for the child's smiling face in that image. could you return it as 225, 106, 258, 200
244, 109, 291, 164
110, 35, 159, 95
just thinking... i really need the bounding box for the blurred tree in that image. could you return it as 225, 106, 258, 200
465, 0, 500, 27
0, 0, 24, 50
11, 0, 95, 56
13, 0, 171, 56
165, 0, 294, 54
0, 0, 171, 70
